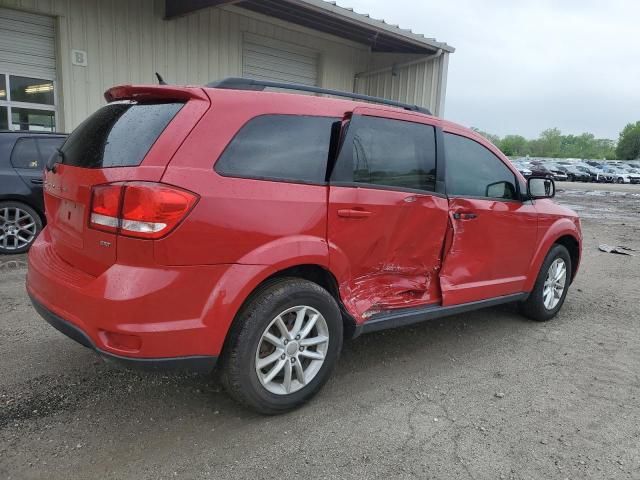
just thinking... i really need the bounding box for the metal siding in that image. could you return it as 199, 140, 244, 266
0, 7, 56, 79
0, 0, 446, 129
243, 34, 318, 86
355, 53, 446, 116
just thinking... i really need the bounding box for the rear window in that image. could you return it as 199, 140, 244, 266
215, 115, 338, 184
59, 102, 183, 168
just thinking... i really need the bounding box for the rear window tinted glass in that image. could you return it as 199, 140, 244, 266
215, 115, 337, 184
10, 138, 40, 169
59, 102, 183, 168
10, 137, 66, 169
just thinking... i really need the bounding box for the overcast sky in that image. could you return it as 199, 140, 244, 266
343, 0, 638, 140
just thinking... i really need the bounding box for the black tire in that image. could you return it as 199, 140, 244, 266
0, 201, 43, 254
520, 244, 572, 322
220, 278, 343, 415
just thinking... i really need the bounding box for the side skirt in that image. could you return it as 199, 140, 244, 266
353, 292, 529, 337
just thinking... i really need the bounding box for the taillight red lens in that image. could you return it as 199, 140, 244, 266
120, 183, 198, 239
90, 184, 124, 233
89, 182, 198, 239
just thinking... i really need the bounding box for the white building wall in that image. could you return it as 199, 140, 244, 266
0, 0, 371, 131
0, 0, 449, 130
355, 52, 450, 116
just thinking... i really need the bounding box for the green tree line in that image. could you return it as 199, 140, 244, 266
472, 122, 640, 160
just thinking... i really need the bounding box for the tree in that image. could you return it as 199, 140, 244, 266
471, 127, 501, 146
616, 121, 640, 160
500, 135, 529, 157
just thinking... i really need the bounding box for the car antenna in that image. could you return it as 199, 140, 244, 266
155, 72, 167, 85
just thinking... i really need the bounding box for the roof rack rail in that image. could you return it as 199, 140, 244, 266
206, 77, 432, 115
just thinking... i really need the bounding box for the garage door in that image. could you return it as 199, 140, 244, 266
0, 8, 57, 131
243, 34, 318, 86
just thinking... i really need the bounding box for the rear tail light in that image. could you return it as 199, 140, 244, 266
89, 182, 198, 239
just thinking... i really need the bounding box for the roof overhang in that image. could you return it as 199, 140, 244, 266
164, 0, 454, 54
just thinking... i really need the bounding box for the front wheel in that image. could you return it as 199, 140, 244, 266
520, 244, 571, 322
0, 202, 43, 254
220, 278, 343, 414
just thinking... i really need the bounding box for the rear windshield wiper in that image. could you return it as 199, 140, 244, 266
46, 148, 64, 172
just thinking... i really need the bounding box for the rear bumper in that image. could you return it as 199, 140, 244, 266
30, 296, 217, 372
26, 228, 241, 366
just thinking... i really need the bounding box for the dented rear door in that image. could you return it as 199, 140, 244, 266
328, 109, 449, 323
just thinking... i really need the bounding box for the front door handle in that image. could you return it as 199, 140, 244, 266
337, 208, 373, 219
453, 212, 477, 220
31, 178, 44, 185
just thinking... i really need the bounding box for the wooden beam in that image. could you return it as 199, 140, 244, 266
164, 0, 240, 19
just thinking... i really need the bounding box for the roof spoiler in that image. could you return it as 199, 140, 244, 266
104, 85, 208, 103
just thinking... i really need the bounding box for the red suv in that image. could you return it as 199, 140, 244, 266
27, 79, 582, 414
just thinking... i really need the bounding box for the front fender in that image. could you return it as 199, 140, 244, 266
524, 217, 581, 292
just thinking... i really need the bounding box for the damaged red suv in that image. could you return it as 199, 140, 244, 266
28, 79, 582, 414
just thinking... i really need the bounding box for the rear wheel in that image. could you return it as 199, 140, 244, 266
0, 202, 43, 254
220, 278, 343, 414
520, 244, 571, 322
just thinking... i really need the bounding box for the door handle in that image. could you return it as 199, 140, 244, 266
453, 212, 477, 220
337, 208, 373, 219
31, 179, 44, 185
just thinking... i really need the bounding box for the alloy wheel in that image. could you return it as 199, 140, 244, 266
255, 305, 329, 395
0, 207, 38, 251
542, 258, 567, 310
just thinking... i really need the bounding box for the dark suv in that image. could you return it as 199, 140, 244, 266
0, 131, 67, 254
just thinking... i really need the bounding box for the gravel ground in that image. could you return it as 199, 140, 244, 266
1, 182, 639, 480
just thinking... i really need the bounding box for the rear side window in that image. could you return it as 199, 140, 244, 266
59, 102, 183, 168
10, 138, 40, 169
444, 133, 517, 200
10, 137, 64, 169
215, 115, 337, 184
332, 115, 437, 192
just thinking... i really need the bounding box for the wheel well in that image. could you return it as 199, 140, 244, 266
554, 235, 579, 282
223, 264, 357, 350
266, 264, 358, 335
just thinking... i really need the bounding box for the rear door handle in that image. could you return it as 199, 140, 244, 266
453, 212, 477, 220
337, 208, 373, 219
31, 179, 44, 185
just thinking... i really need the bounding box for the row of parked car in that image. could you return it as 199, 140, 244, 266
512, 159, 640, 184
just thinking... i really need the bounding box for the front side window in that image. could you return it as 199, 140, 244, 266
332, 115, 437, 192
444, 133, 518, 200
215, 115, 337, 184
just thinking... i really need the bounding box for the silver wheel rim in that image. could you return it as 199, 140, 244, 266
255, 305, 329, 395
0, 207, 37, 251
543, 258, 567, 310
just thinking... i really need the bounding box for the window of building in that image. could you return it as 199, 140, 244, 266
332, 115, 437, 192
444, 133, 518, 200
0, 74, 57, 132
215, 115, 337, 184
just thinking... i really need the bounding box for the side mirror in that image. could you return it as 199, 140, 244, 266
528, 176, 555, 199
